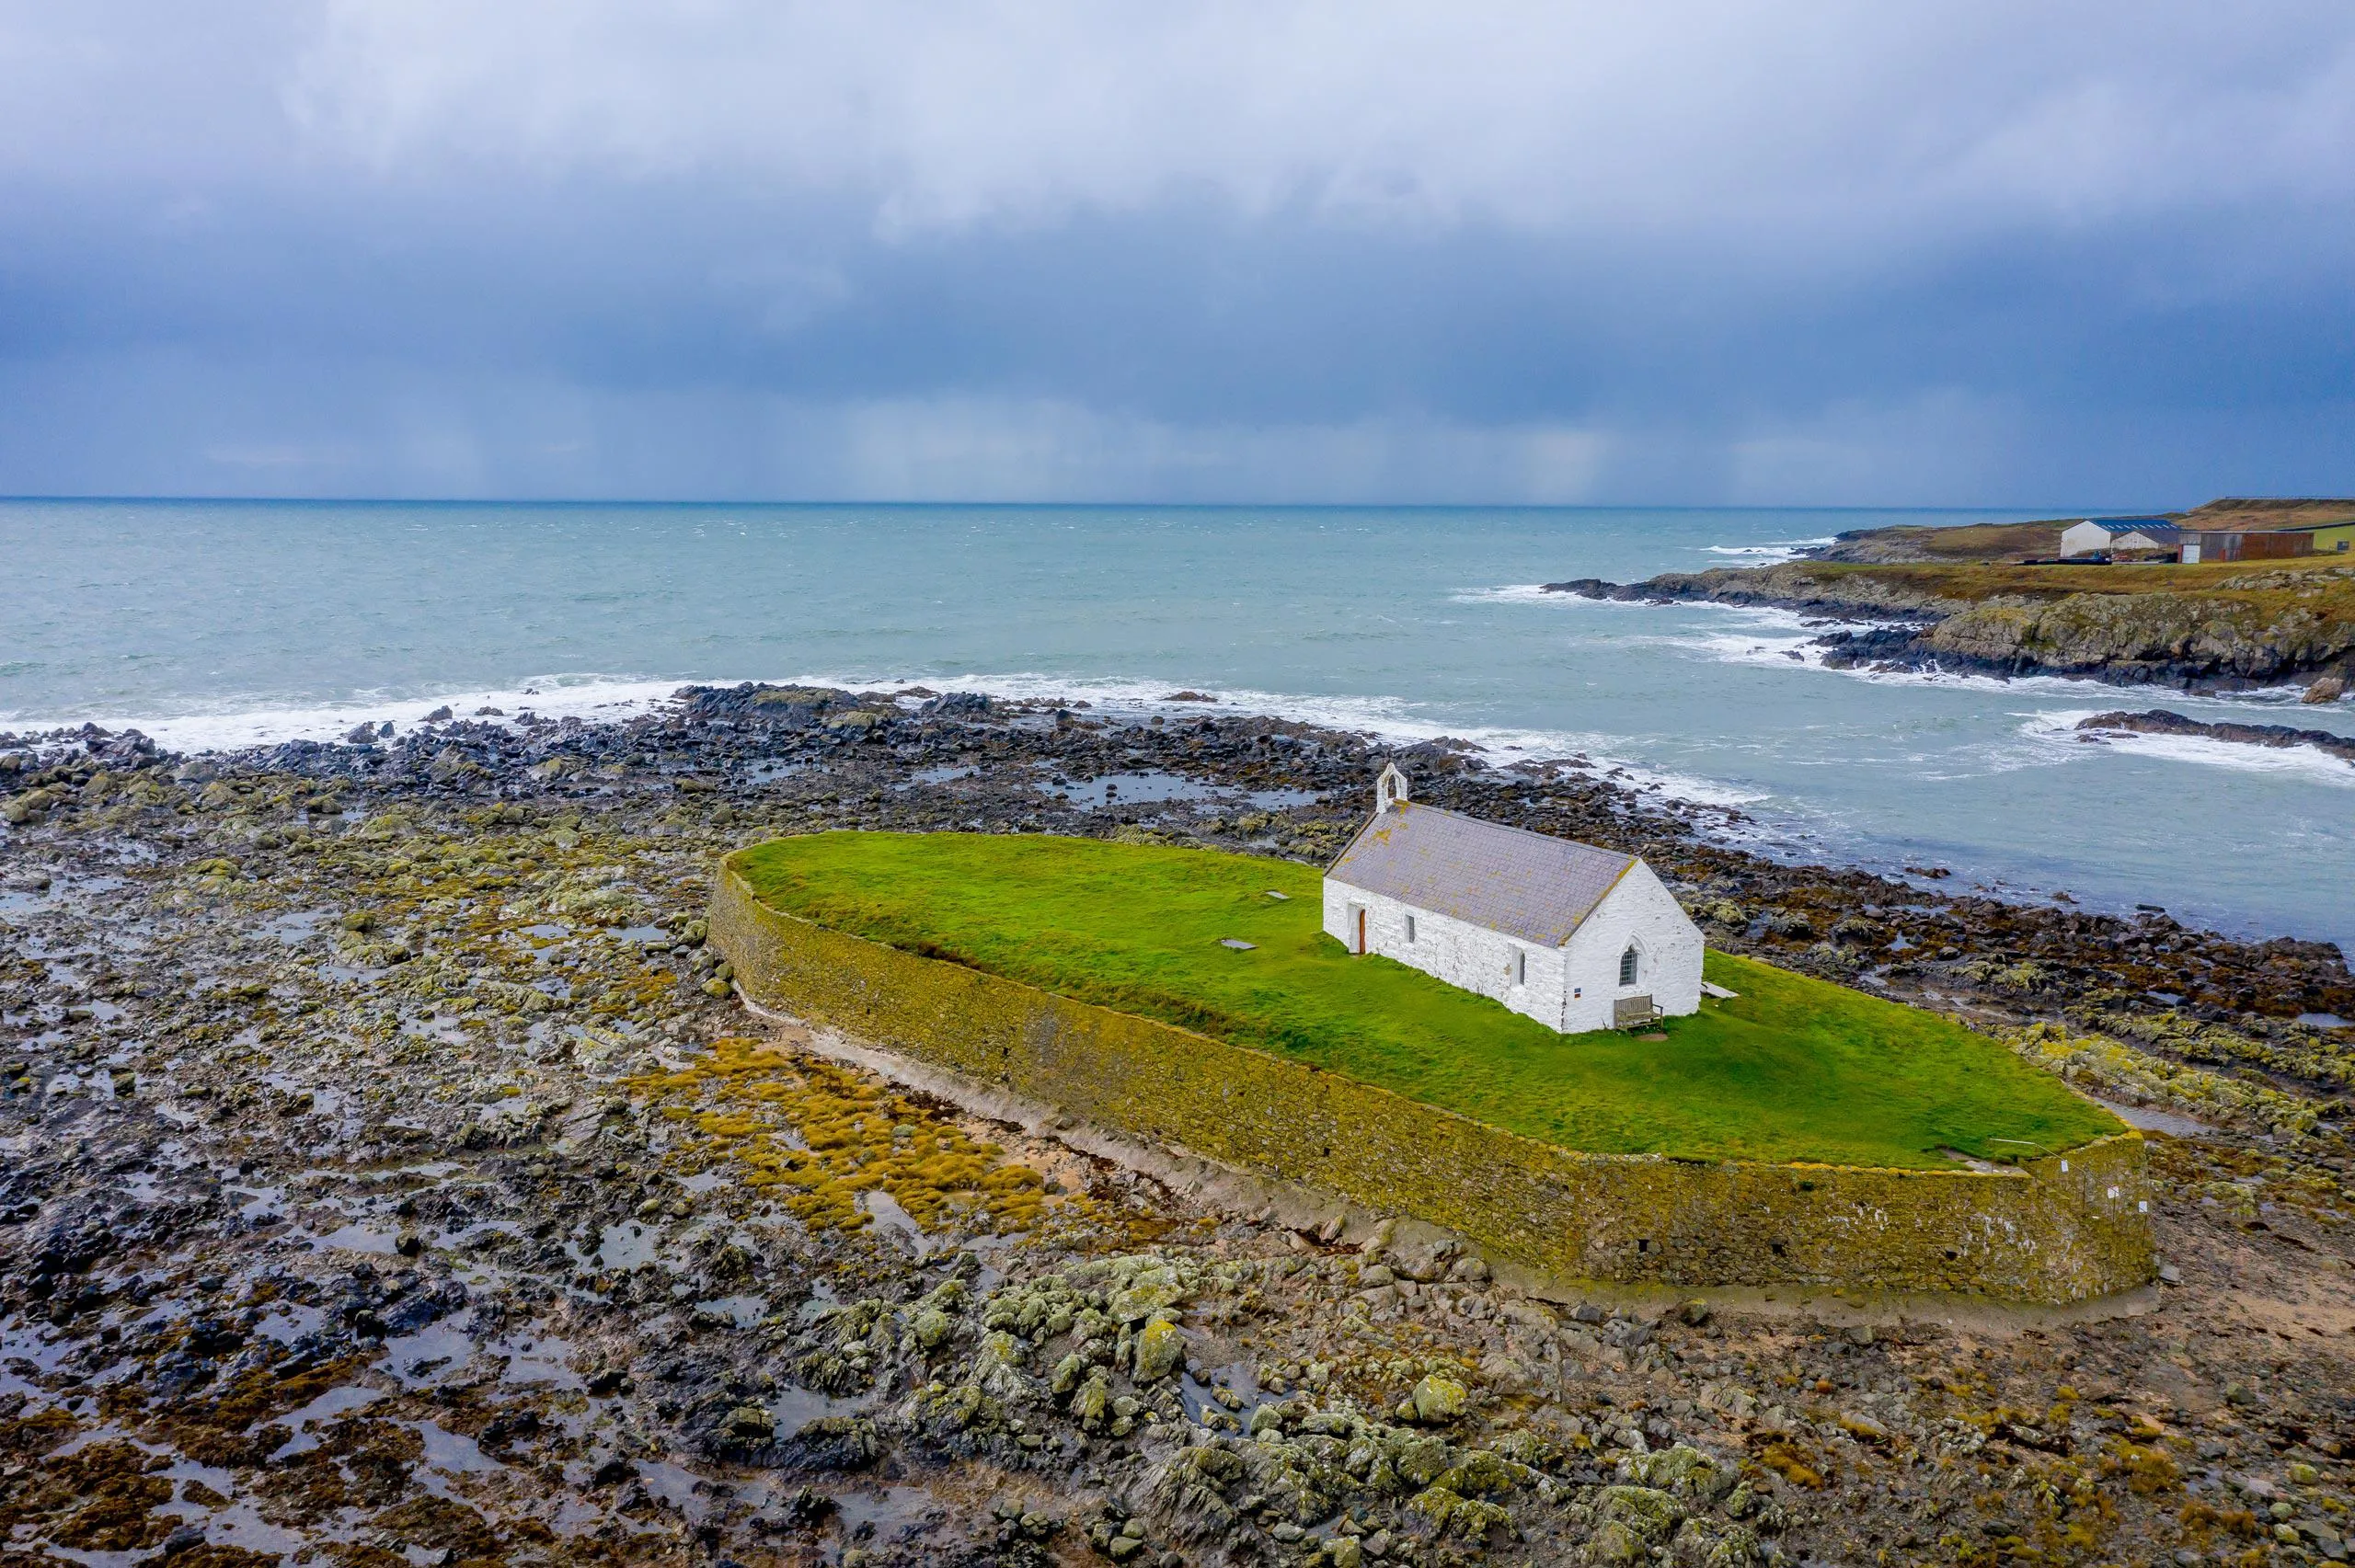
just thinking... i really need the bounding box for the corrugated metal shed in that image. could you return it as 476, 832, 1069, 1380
2190, 529, 2314, 563
1327, 801, 1636, 947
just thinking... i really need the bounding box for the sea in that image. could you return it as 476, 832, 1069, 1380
5, 498, 2351, 952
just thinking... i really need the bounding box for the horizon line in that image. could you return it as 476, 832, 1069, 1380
0, 494, 2169, 515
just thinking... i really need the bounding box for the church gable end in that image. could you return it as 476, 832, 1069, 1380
1323, 769, 1705, 1034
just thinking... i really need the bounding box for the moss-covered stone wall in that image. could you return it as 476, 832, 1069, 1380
711, 855, 2154, 1302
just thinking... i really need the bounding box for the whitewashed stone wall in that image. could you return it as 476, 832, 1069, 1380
1325, 857, 1704, 1036
1556, 860, 1704, 1034
1323, 881, 1571, 1030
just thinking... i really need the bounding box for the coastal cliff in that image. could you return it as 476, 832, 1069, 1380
1549, 559, 2355, 691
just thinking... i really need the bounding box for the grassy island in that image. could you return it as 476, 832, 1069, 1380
733, 831, 2120, 1170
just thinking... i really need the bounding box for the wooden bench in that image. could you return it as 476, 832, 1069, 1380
1614, 994, 1661, 1029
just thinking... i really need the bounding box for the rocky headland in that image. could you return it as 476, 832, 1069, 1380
1546, 560, 2355, 692
4, 686, 2354, 1566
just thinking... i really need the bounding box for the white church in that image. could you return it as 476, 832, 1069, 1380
1323, 765, 1706, 1034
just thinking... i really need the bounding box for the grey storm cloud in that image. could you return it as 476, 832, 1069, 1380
0, 0, 2350, 502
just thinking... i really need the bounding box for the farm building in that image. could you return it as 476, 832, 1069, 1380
1323, 765, 1705, 1033
2060, 519, 2182, 558
2181, 520, 2355, 564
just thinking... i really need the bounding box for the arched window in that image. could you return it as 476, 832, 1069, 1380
1619, 944, 1639, 986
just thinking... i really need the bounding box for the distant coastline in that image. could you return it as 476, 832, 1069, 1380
1545, 497, 2355, 693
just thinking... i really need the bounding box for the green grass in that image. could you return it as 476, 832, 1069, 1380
734, 831, 2122, 1170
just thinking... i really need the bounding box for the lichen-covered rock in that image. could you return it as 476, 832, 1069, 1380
914, 1379, 1003, 1438
1618, 1444, 1733, 1505
1407, 1483, 1513, 1539
793, 1298, 893, 1393
721, 1402, 774, 1441
1598, 1485, 1685, 1544
1072, 1372, 1112, 1431
1490, 1429, 1565, 1472
1671, 1516, 1762, 1567
1143, 1442, 1246, 1541
1404, 1372, 1468, 1425
1587, 1519, 1645, 1566
1436, 1448, 1528, 1498
1385, 1432, 1453, 1489
912, 1307, 956, 1351
1132, 1314, 1186, 1381
1100, 1259, 1192, 1322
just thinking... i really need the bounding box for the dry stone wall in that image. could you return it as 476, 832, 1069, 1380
712, 855, 2155, 1303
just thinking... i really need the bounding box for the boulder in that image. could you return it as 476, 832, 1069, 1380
1072, 1372, 1112, 1430
1405, 1372, 1468, 1425
723, 1403, 775, 1441
1386, 1240, 1459, 1281
1132, 1314, 1186, 1381
1587, 1519, 1644, 1565
427, 746, 480, 784
1597, 1484, 1685, 1544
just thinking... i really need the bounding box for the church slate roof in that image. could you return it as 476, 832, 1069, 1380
1326, 801, 1637, 947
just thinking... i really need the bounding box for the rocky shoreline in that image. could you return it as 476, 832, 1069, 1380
1544, 566, 2355, 692
2075, 709, 2355, 768
4, 686, 2354, 1566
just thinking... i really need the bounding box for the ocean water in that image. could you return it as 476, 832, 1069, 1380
5, 498, 2351, 950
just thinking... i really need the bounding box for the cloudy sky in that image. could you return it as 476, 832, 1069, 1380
1, 2, 2350, 505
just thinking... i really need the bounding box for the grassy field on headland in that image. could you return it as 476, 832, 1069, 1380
1580, 544, 2355, 685
1626, 550, 2355, 619
734, 831, 2120, 1169
1611, 500, 2355, 678
1820, 497, 2355, 566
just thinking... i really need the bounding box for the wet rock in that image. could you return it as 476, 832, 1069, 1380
723, 1402, 775, 1441
780, 1415, 880, 1471
0, 678, 2346, 1568
913, 1306, 958, 1350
